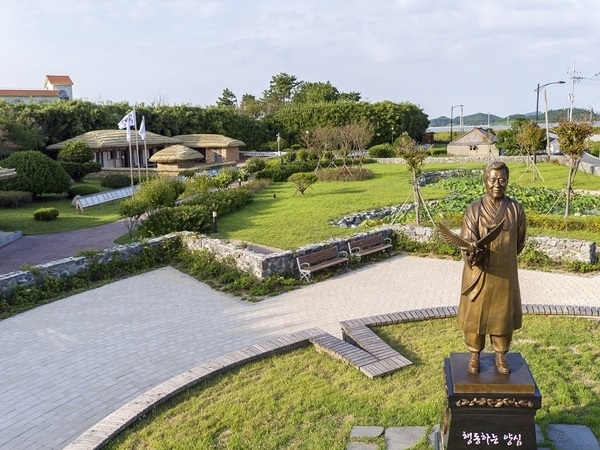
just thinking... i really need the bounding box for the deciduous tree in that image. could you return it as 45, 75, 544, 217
553, 121, 594, 218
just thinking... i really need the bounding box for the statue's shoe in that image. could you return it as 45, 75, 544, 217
468, 352, 480, 374
495, 352, 510, 374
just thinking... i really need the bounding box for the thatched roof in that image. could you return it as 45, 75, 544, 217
0, 167, 17, 180
149, 145, 204, 163
449, 127, 497, 146
172, 134, 245, 149
47, 130, 182, 150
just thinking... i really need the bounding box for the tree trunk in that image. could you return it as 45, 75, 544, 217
564, 158, 577, 219
413, 171, 420, 226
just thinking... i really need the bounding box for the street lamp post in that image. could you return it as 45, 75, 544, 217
276, 132, 281, 156
535, 81, 565, 124
450, 104, 463, 142
391, 126, 394, 144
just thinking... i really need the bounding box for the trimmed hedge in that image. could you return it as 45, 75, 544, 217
60, 162, 102, 182
101, 173, 139, 189
0, 191, 33, 208
140, 187, 254, 237
67, 185, 101, 199
33, 207, 60, 221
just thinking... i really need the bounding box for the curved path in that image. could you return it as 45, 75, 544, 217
0, 253, 598, 449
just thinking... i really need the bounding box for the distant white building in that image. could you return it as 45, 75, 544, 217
0, 75, 73, 103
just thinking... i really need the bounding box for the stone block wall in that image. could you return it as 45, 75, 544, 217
0, 228, 596, 298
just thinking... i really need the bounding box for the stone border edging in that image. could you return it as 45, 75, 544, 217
64, 303, 600, 449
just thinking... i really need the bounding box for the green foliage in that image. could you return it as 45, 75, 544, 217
212, 168, 238, 190
67, 185, 100, 199
368, 144, 395, 158
183, 174, 213, 197
60, 161, 102, 182
58, 141, 94, 163
553, 121, 594, 158
0, 191, 32, 208
215, 88, 237, 108
140, 188, 254, 237
244, 157, 267, 174
287, 172, 318, 195
137, 176, 185, 208
255, 161, 317, 182
175, 249, 298, 301
516, 120, 545, 155
395, 134, 428, 176
431, 172, 600, 216
33, 207, 59, 221
0, 150, 71, 197
496, 118, 530, 155
100, 173, 137, 189
315, 168, 374, 181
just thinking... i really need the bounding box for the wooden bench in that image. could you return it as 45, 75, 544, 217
348, 234, 393, 260
296, 247, 348, 283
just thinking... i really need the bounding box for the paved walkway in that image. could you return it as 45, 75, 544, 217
0, 249, 599, 449
0, 221, 129, 274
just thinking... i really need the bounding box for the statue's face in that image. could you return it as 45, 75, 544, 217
484, 168, 508, 200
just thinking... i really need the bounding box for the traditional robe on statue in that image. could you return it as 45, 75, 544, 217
457, 195, 527, 337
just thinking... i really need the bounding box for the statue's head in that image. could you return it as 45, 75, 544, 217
484, 161, 509, 200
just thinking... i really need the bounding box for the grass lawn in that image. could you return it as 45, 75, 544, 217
215, 161, 600, 250
105, 315, 600, 450
0, 179, 121, 235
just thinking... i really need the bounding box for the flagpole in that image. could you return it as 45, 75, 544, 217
133, 108, 141, 183
128, 138, 134, 194
142, 116, 149, 180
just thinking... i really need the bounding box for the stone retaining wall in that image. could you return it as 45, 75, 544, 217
0, 227, 596, 297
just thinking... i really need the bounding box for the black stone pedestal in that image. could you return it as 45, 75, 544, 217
441, 353, 542, 449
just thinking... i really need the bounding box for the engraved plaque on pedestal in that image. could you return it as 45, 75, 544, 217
441, 353, 542, 450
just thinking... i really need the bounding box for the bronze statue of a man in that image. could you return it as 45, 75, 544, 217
458, 161, 526, 375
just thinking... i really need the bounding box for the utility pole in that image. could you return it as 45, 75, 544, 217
567, 63, 582, 121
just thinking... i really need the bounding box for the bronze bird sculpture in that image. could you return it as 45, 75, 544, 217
437, 218, 506, 252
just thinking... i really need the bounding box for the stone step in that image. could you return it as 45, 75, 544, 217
310, 333, 410, 378
346, 424, 600, 449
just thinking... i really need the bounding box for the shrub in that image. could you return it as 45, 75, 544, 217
368, 144, 395, 158
58, 141, 94, 163
255, 161, 317, 182
140, 187, 254, 237
101, 173, 136, 189
67, 185, 100, 199
60, 161, 102, 182
288, 172, 318, 195
33, 207, 59, 221
428, 148, 447, 156
0, 150, 71, 197
0, 191, 33, 208
244, 157, 266, 174
315, 168, 374, 181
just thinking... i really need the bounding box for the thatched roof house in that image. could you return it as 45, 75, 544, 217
172, 134, 245, 164
47, 130, 182, 169
447, 127, 498, 157
149, 145, 204, 171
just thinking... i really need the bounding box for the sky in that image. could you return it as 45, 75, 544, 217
1, 0, 600, 121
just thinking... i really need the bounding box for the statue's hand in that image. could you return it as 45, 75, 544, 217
462, 246, 485, 267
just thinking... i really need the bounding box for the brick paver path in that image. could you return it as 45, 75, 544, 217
0, 256, 598, 449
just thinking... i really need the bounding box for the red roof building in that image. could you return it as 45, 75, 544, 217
0, 75, 73, 103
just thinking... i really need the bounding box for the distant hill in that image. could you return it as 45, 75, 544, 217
429, 108, 594, 127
